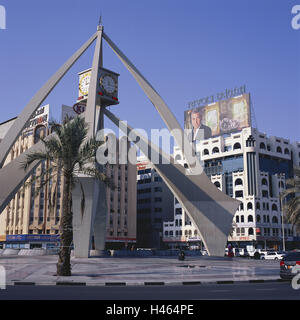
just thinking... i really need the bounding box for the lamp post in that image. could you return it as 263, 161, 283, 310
279, 173, 286, 252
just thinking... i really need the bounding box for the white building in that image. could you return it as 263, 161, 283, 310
163, 127, 300, 250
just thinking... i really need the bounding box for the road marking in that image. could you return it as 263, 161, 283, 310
255, 288, 275, 291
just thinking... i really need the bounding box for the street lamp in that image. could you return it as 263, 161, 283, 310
279, 173, 286, 252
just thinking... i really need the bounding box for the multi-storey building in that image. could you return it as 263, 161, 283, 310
0, 105, 62, 249
163, 127, 300, 251
136, 156, 174, 249
0, 105, 137, 250
104, 137, 137, 250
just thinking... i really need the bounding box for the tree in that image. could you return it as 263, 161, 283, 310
22, 116, 109, 276
281, 167, 300, 234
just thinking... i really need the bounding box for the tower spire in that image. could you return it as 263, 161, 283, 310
97, 14, 103, 31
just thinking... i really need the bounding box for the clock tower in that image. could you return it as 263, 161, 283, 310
77, 67, 119, 107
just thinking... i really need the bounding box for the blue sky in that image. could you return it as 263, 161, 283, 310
0, 0, 299, 142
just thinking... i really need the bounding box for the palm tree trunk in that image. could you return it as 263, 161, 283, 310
57, 174, 73, 276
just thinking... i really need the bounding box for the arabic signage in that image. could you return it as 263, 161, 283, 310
187, 85, 246, 109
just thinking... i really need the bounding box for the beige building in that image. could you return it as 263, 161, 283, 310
104, 137, 137, 250
0, 105, 62, 249
0, 106, 137, 250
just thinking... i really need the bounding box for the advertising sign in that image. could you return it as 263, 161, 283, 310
6, 234, 59, 242
184, 93, 251, 139
23, 105, 49, 137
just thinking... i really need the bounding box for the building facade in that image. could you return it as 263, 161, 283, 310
104, 137, 137, 250
0, 106, 137, 250
163, 127, 300, 251
136, 156, 174, 249
0, 105, 62, 249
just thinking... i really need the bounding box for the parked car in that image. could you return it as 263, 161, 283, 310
238, 248, 250, 258
248, 248, 264, 259
260, 251, 284, 260
280, 251, 300, 280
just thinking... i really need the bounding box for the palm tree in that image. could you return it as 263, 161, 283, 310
281, 167, 300, 234
22, 116, 109, 276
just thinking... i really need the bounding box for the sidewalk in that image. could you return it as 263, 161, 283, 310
0, 255, 283, 286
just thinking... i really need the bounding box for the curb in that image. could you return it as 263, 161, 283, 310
8, 278, 289, 287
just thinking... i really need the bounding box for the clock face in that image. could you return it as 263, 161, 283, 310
100, 74, 117, 95
79, 73, 91, 96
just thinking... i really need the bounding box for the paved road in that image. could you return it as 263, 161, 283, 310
0, 255, 282, 285
0, 282, 299, 300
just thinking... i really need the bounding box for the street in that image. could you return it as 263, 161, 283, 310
0, 282, 299, 300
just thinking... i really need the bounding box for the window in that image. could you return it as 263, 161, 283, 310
137, 188, 151, 194
262, 190, 269, 198
261, 178, 268, 185
203, 149, 209, 155
235, 178, 243, 186
240, 203, 244, 211
257, 215, 261, 222
260, 142, 266, 149
235, 190, 243, 198
165, 231, 169, 236
272, 216, 278, 224
212, 147, 219, 154
233, 143, 241, 150
248, 215, 253, 222
272, 204, 278, 211
284, 148, 290, 155
276, 146, 282, 153
241, 215, 244, 223
154, 187, 162, 192
256, 202, 260, 210
247, 202, 253, 210
175, 154, 181, 162
248, 228, 254, 235
236, 216, 240, 223
175, 208, 182, 215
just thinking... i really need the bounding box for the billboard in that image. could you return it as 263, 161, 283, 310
23, 104, 50, 138
184, 93, 251, 139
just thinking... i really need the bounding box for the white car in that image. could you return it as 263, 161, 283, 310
260, 251, 284, 260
